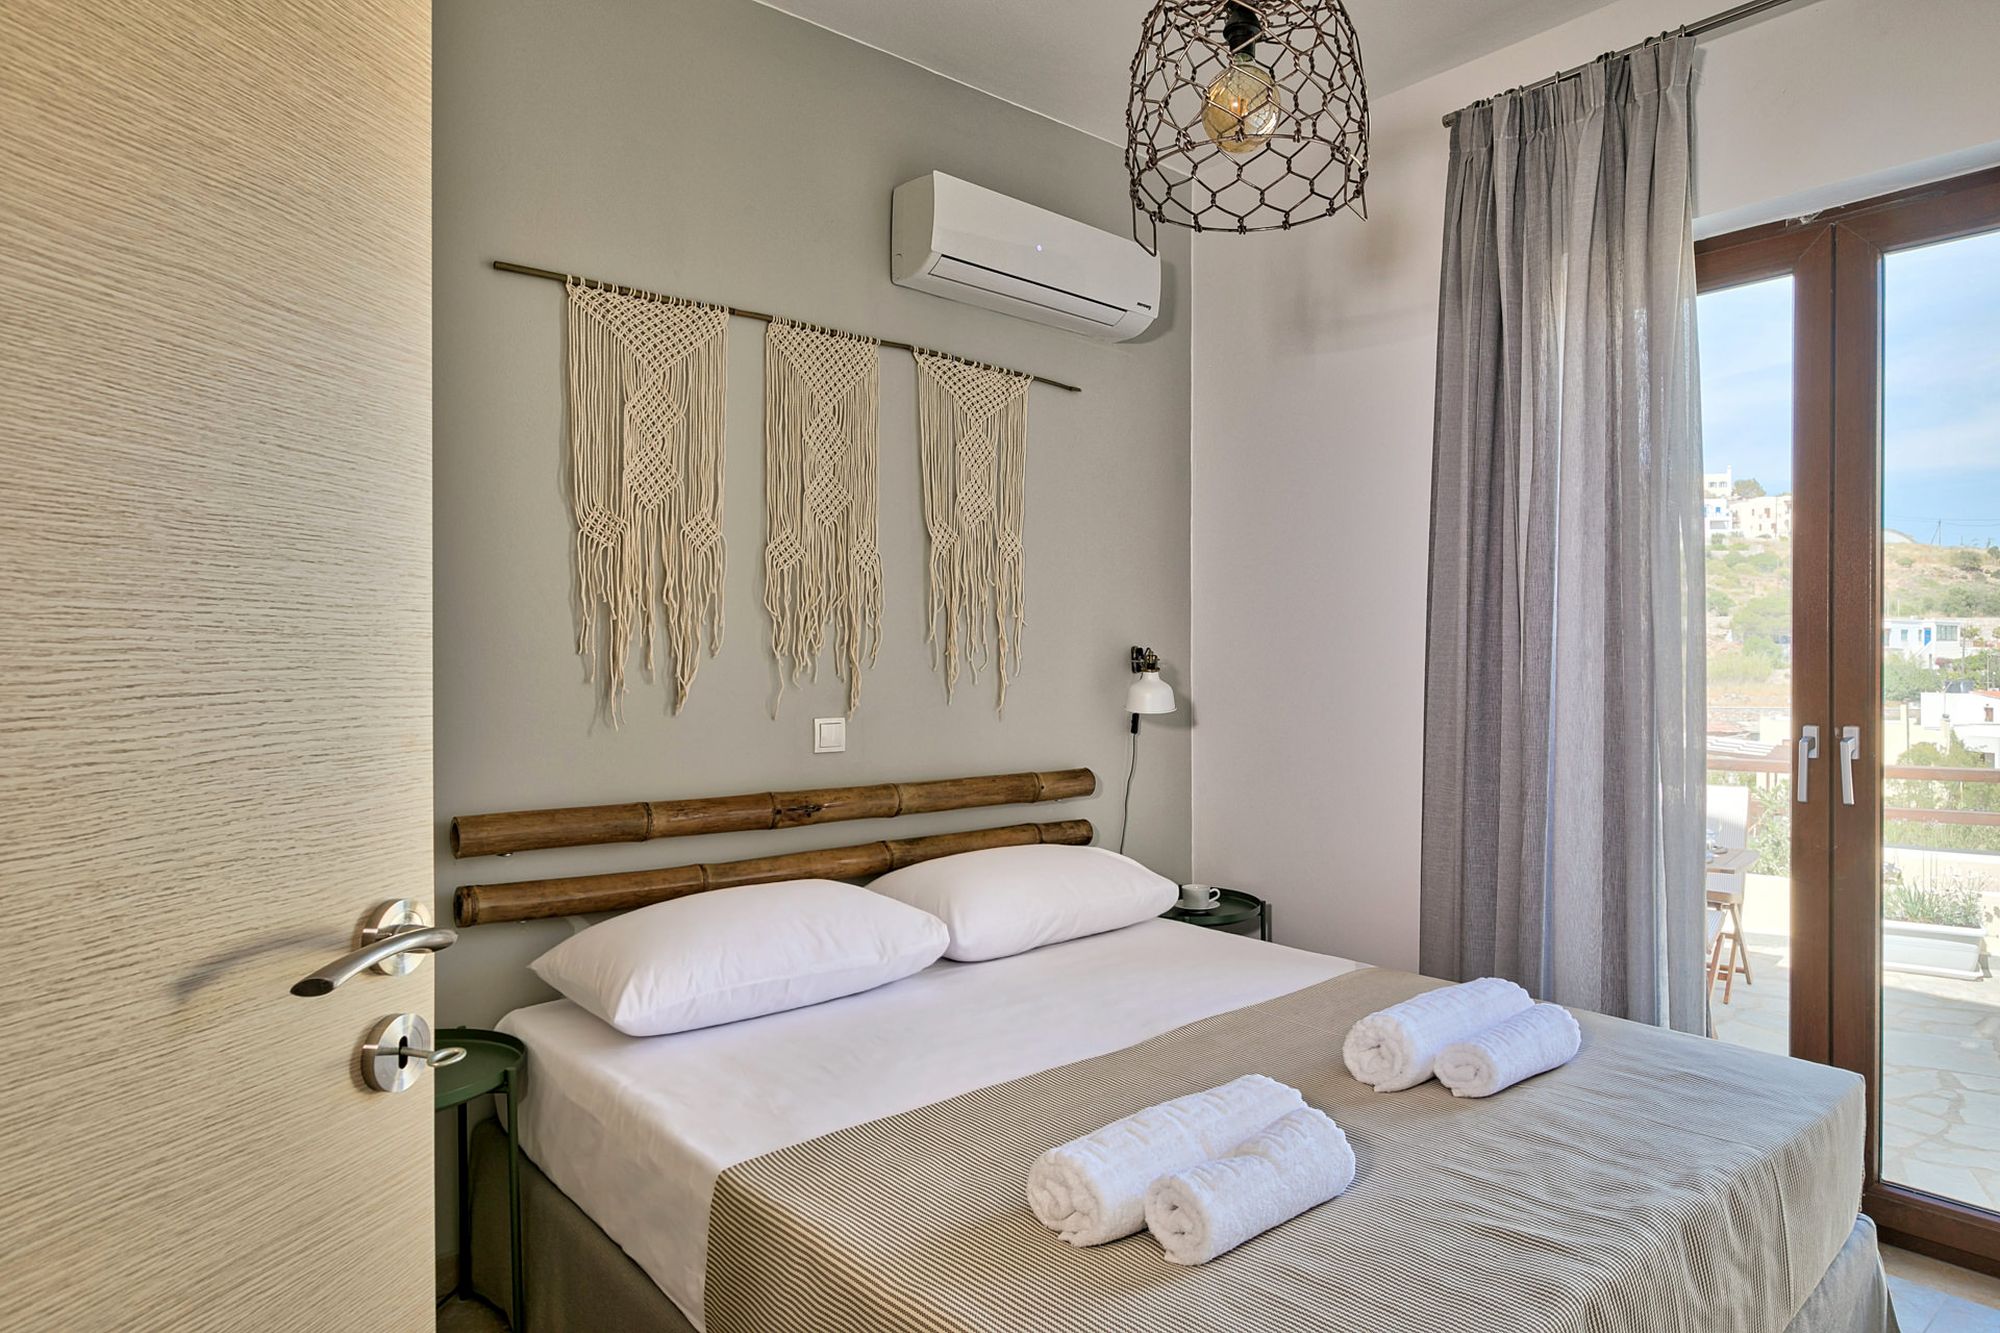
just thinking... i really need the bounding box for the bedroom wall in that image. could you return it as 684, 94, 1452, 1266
433, 0, 1191, 1261
1189, 0, 2000, 971
436, 0, 1192, 1025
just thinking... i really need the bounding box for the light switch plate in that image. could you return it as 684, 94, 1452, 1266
813, 717, 847, 753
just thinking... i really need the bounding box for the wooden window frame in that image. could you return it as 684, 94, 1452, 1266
1694, 222, 1836, 1070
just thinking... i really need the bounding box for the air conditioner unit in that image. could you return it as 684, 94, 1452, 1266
891, 172, 1161, 343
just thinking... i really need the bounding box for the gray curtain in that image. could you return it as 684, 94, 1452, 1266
1420, 35, 1706, 1033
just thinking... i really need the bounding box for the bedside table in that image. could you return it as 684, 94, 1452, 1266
1163, 888, 1271, 941
437, 1028, 525, 1330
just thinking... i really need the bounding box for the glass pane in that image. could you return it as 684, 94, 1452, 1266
1697, 275, 1795, 1055
1879, 228, 2000, 1212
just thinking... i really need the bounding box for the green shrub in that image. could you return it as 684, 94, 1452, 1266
1883, 881, 1983, 929
1936, 583, 2000, 616
1731, 592, 1789, 649
1748, 783, 1791, 874
1883, 654, 1943, 703
1710, 646, 1778, 684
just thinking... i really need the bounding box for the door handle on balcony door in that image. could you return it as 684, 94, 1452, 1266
1796, 725, 1820, 803
1839, 726, 1861, 806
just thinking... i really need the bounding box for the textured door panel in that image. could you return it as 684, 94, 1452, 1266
0, 3, 432, 1327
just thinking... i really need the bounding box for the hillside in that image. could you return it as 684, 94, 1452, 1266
1706, 534, 2000, 715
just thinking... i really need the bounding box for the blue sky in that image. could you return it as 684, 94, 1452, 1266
1696, 229, 2000, 545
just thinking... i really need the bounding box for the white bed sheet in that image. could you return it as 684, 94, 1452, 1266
497, 918, 1358, 1330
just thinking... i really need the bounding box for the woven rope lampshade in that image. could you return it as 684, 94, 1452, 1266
1126, 0, 1369, 253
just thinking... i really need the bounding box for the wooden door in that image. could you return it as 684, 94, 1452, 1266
1826, 167, 2000, 1272
0, 4, 433, 1328
1699, 166, 2000, 1272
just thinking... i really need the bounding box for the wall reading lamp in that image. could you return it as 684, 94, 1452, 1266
1127, 645, 1177, 729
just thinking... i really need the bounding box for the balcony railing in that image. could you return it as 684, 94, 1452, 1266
1708, 753, 2000, 827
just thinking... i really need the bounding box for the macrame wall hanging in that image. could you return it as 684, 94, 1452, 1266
763, 321, 882, 714
565, 279, 729, 720
915, 352, 1033, 713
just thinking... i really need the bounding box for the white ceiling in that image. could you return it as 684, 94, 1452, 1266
754, 0, 1622, 143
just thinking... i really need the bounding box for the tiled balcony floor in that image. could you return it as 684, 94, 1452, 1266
1711, 906, 2000, 1211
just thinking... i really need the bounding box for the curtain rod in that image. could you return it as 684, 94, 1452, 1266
491, 260, 1082, 394
1440, 0, 1811, 128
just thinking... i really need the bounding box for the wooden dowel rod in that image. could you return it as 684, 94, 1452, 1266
451, 767, 1096, 859
493, 260, 1084, 394
455, 819, 1095, 926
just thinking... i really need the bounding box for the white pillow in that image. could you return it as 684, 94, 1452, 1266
865, 844, 1178, 962
528, 879, 948, 1037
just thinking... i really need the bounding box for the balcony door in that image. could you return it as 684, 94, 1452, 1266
1698, 165, 2000, 1270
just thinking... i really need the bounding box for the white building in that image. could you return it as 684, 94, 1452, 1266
1732, 492, 1793, 542
1886, 617, 1968, 668
1703, 468, 1735, 542
1919, 687, 2000, 764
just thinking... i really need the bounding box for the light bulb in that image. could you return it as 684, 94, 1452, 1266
1202, 57, 1281, 155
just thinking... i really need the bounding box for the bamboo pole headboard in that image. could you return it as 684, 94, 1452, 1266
451, 768, 1095, 858
454, 819, 1094, 926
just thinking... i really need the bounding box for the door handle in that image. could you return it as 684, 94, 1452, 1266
1840, 725, 1861, 806
1796, 725, 1820, 803
291, 899, 455, 997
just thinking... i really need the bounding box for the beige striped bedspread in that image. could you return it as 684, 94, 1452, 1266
706, 967, 1864, 1333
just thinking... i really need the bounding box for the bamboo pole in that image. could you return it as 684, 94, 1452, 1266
454, 819, 1095, 926
450, 768, 1095, 859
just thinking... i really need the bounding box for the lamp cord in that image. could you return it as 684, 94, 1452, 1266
1117, 720, 1139, 856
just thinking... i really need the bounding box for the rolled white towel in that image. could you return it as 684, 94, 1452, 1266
1143, 1107, 1356, 1265
1434, 1002, 1582, 1098
1027, 1074, 1305, 1246
1341, 976, 1533, 1092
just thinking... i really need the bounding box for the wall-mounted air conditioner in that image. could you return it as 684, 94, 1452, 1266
891, 172, 1162, 342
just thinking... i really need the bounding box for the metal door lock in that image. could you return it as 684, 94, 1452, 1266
361, 1013, 465, 1093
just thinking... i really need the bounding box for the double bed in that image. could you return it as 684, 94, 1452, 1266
467, 918, 1891, 1333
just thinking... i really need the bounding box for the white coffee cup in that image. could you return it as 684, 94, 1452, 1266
1179, 883, 1221, 910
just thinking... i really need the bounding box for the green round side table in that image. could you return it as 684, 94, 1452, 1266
437, 1028, 525, 1330
1163, 888, 1271, 940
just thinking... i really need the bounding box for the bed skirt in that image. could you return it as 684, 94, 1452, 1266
468, 1119, 1898, 1333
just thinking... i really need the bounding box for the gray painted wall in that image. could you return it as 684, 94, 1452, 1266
434, 0, 1192, 1035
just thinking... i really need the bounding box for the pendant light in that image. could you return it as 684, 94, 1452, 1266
1126, 0, 1369, 253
